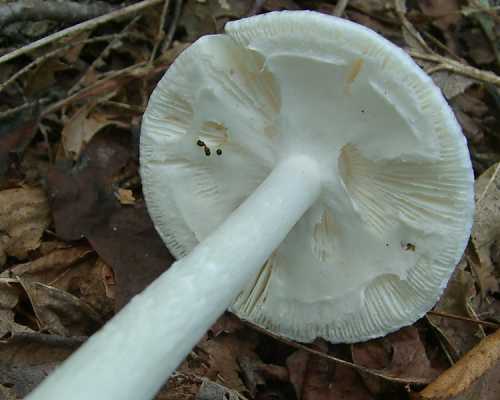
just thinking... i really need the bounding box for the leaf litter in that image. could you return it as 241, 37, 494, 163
0, 0, 500, 399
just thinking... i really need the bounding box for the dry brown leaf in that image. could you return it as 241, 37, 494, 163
428, 265, 484, 359
47, 132, 173, 310
419, 329, 500, 399
0, 246, 92, 283
287, 341, 373, 400
0, 281, 32, 338
61, 101, 120, 159
0, 332, 83, 398
115, 188, 136, 205
194, 334, 258, 394
0, 187, 50, 266
472, 162, 500, 296
352, 327, 441, 395
19, 278, 103, 337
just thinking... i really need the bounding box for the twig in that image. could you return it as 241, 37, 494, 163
248, 0, 266, 16
0, 0, 163, 66
245, 321, 431, 385
334, 0, 350, 17
160, 0, 183, 54
408, 50, 500, 86
68, 16, 141, 95
0, 97, 51, 120
149, 0, 171, 64
420, 328, 500, 399
394, 0, 434, 54
0, 0, 115, 27
428, 310, 500, 329
41, 61, 170, 116
0, 33, 129, 94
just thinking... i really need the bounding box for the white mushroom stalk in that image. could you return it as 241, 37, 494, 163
27, 11, 474, 400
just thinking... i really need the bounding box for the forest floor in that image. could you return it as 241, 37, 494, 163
0, 0, 500, 399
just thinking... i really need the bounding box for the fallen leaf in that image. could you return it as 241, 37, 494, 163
419, 328, 500, 399
471, 162, 500, 296
0, 107, 39, 184
417, 0, 461, 52
0, 187, 50, 266
428, 264, 484, 359
0, 332, 84, 398
61, 101, 120, 160
115, 188, 136, 205
431, 71, 476, 100
194, 333, 259, 393
196, 379, 242, 400
209, 313, 244, 337
19, 278, 103, 337
0, 281, 32, 339
352, 327, 441, 395
1, 246, 92, 284
287, 341, 374, 400
47, 131, 173, 309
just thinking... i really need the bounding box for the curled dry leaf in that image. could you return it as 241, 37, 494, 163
0, 187, 50, 266
0, 246, 92, 283
0, 281, 32, 338
19, 278, 103, 337
352, 327, 441, 395
419, 328, 500, 400
61, 100, 121, 160
472, 162, 500, 296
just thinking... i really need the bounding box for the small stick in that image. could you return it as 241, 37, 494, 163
0, 0, 163, 66
408, 50, 500, 86
0, 33, 128, 94
68, 16, 141, 95
334, 0, 350, 17
160, 0, 183, 54
149, 0, 171, 64
428, 310, 500, 329
0, 0, 116, 27
245, 321, 431, 384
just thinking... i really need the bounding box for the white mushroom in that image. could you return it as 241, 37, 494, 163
27, 11, 474, 400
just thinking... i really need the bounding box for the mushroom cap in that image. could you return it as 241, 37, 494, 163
140, 11, 474, 343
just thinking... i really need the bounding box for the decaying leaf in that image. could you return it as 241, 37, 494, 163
47, 131, 173, 309
61, 100, 120, 160
193, 333, 259, 394
472, 162, 500, 295
0, 108, 39, 184
287, 341, 373, 400
419, 328, 500, 400
0, 332, 84, 398
352, 327, 441, 395
0, 187, 50, 266
0, 281, 32, 339
428, 264, 484, 359
1, 246, 92, 283
19, 278, 103, 337
115, 188, 136, 205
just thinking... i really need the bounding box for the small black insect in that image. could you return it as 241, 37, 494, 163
197, 139, 205, 147
204, 147, 211, 156
216, 149, 222, 156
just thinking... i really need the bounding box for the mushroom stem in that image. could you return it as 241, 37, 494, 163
27, 155, 322, 400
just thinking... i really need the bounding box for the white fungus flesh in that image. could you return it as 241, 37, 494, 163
141, 11, 474, 343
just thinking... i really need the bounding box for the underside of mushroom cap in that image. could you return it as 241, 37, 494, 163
140, 11, 474, 343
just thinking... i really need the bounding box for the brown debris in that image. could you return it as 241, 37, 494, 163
0, 187, 50, 266
419, 329, 500, 400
